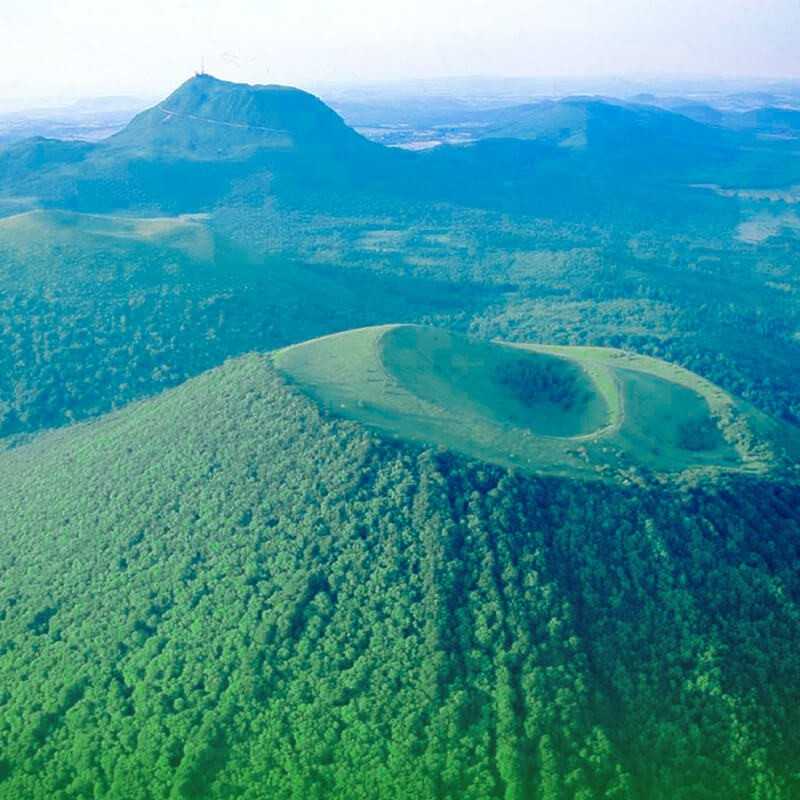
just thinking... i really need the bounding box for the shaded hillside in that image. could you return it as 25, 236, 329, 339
0, 137, 93, 184
0, 353, 798, 798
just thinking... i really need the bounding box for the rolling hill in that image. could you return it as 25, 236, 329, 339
628, 100, 800, 139
0, 335, 798, 798
726, 107, 800, 138
477, 98, 726, 152
340, 96, 739, 173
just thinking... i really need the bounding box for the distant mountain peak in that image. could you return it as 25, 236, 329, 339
171, 72, 309, 98
109, 73, 366, 156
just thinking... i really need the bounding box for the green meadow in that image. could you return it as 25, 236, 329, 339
275, 325, 796, 479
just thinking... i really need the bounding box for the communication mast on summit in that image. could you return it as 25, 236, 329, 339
196, 57, 207, 77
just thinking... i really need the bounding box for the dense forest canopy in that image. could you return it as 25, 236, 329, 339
0, 356, 798, 799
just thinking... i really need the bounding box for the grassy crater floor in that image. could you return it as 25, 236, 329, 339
274, 324, 798, 479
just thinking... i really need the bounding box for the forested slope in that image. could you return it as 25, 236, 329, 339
0, 355, 798, 799
0, 210, 479, 439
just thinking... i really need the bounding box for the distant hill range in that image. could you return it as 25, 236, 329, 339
460, 98, 730, 156
1, 73, 796, 217
332, 89, 800, 150
0, 96, 149, 144
627, 95, 800, 138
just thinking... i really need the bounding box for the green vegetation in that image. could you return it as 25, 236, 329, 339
1, 75, 799, 440
0, 209, 483, 438
0, 354, 798, 799
275, 325, 796, 478
384, 326, 609, 438
0, 74, 799, 799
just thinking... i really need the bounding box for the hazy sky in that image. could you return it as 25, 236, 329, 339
1, 0, 799, 102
